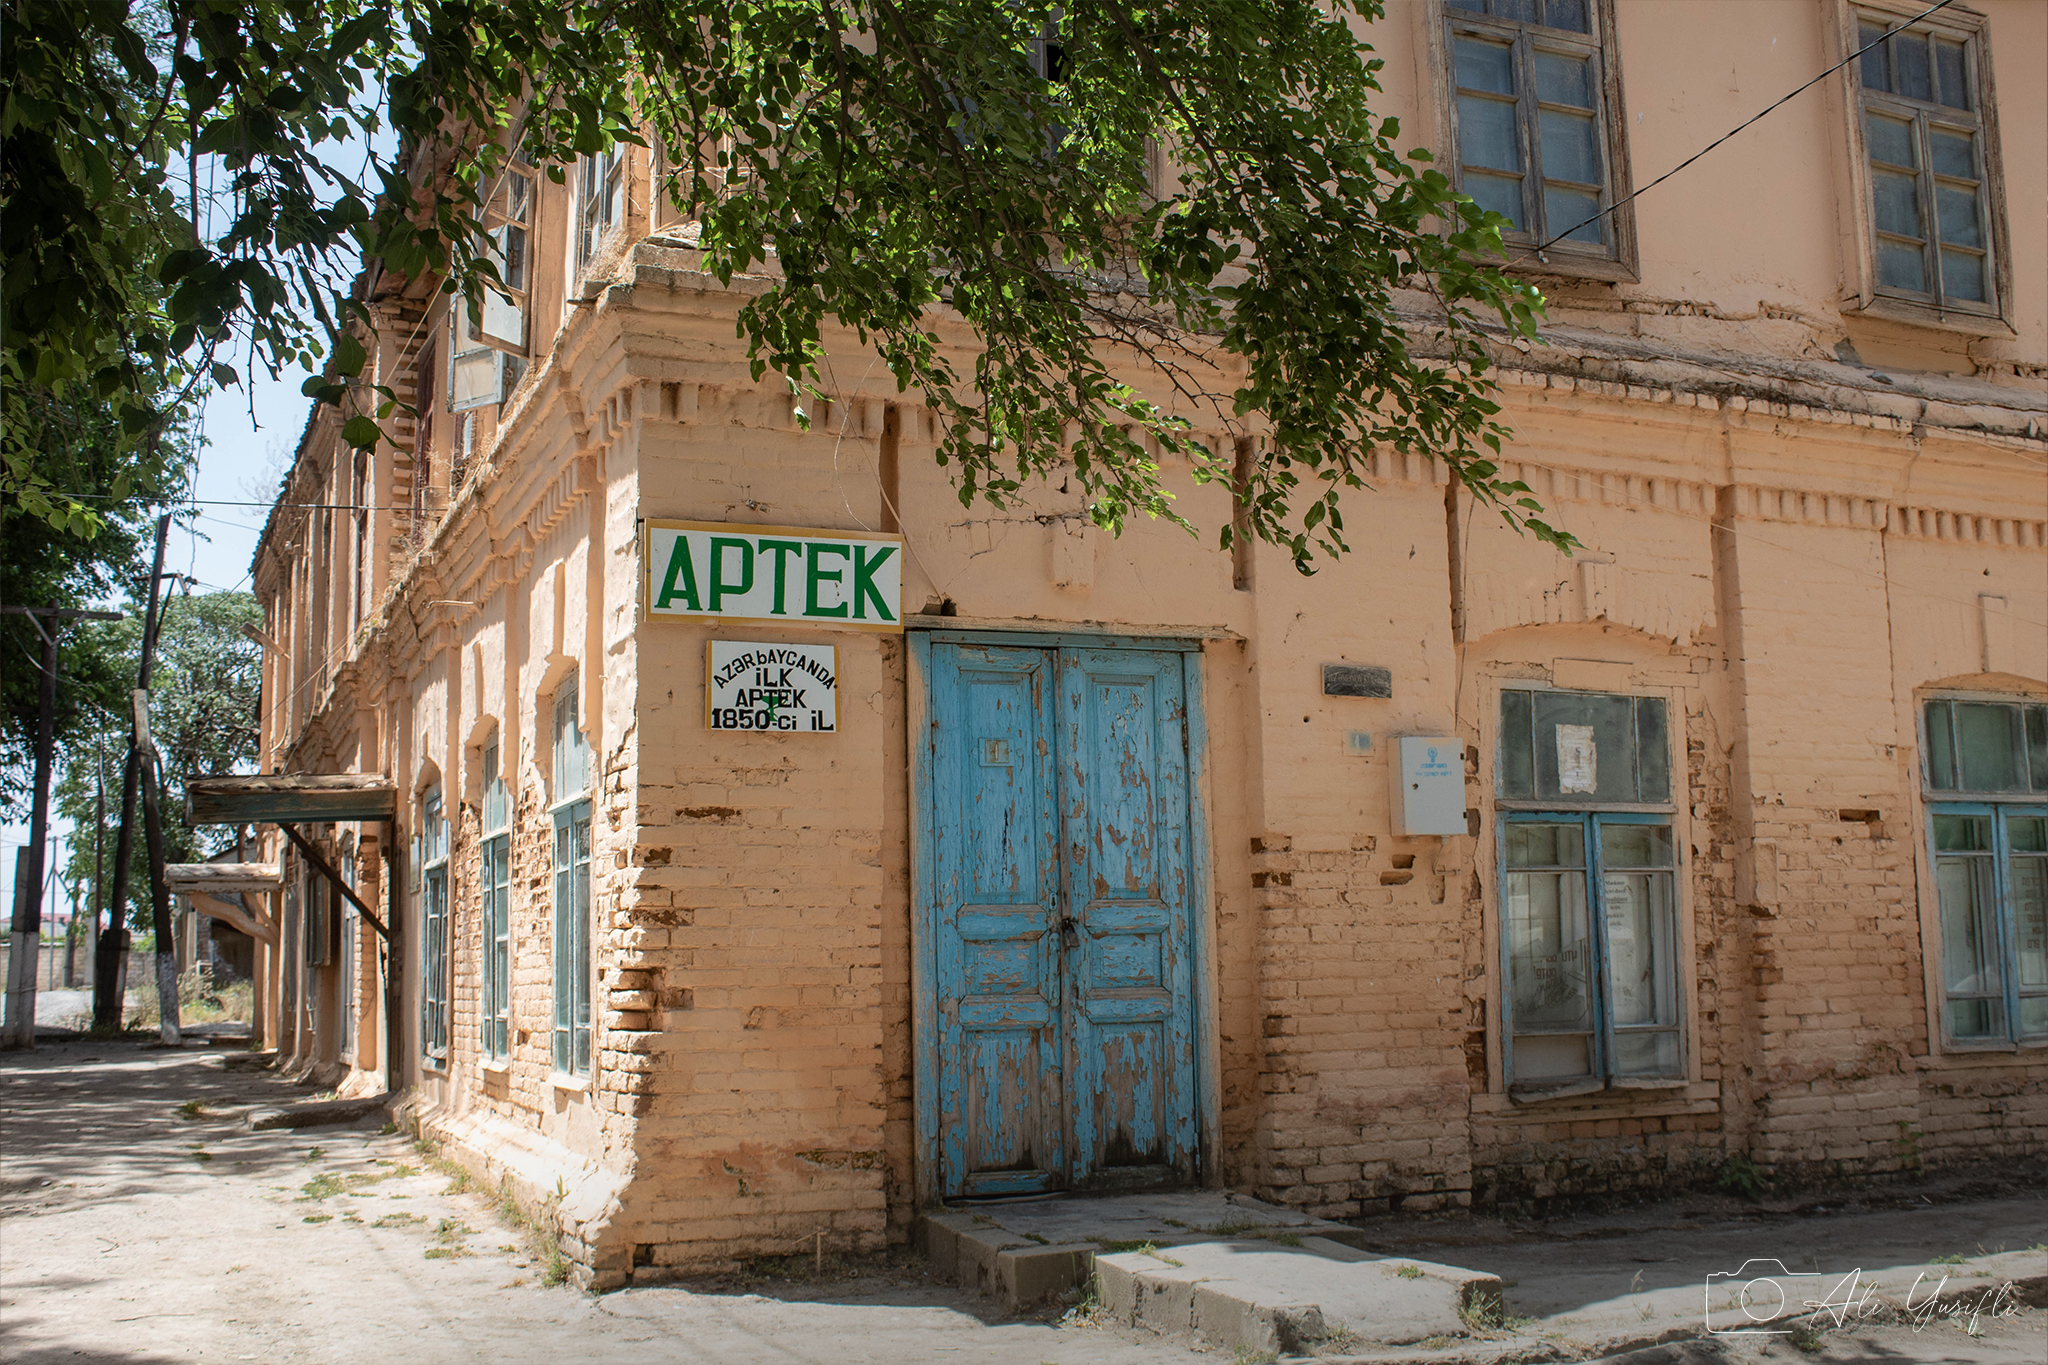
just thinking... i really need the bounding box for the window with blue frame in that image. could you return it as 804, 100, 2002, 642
480, 740, 512, 1060
551, 683, 594, 1077
420, 786, 451, 1064
1498, 687, 1681, 1090
1921, 698, 2048, 1046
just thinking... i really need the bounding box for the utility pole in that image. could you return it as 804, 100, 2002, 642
93, 513, 171, 1033
136, 691, 179, 1045
2, 601, 122, 1049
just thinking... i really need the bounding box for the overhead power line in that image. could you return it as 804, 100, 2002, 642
1535, 0, 1960, 254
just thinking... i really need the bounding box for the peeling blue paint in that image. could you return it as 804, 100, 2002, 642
919, 639, 1199, 1198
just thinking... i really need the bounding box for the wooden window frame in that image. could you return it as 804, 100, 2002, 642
551, 799, 593, 1079
1918, 696, 2048, 1051
1833, 1, 2011, 334
420, 786, 451, 1066
1494, 684, 1688, 1100
575, 147, 627, 280
1433, 0, 1639, 284
479, 739, 512, 1061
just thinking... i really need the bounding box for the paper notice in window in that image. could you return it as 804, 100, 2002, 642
1556, 724, 1597, 793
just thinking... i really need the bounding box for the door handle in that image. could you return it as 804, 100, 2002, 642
1058, 916, 1080, 948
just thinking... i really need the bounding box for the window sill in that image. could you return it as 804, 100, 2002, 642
1846, 294, 2012, 338
551, 1073, 592, 1095
1506, 1075, 1688, 1105
479, 1060, 511, 1079
1932, 1039, 2046, 1060
421, 1055, 449, 1075
1497, 246, 1639, 286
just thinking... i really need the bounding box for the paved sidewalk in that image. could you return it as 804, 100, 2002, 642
3, 1035, 2042, 1364
0, 1036, 1206, 1365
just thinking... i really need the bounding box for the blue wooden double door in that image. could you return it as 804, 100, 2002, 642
922, 639, 1200, 1198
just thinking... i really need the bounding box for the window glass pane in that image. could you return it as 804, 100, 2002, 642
1446, 0, 1484, 10
1507, 820, 1585, 868
1543, 187, 1602, 244
1535, 52, 1593, 108
1933, 39, 1969, 109
1936, 852, 2001, 1037
1613, 1031, 1680, 1077
1859, 23, 1889, 90
1894, 31, 1932, 101
1930, 129, 1975, 178
1603, 870, 1674, 1028
1458, 96, 1521, 170
1601, 822, 1674, 868
1541, 0, 1589, 34
1925, 701, 1956, 789
1864, 114, 1916, 169
2011, 854, 2046, 1004
2021, 997, 2048, 1039
1872, 169, 1921, 237
1533, 691, 1635, 802
1878, 240, 1926, 291
2011, 817, 2048, 854
1464, 171, 1525, 228
2027, 706, 2048, 792
1955, 702, 2021, 791
1635, 698, 1670, 803
1935, 186, 1981, 247
1539, 109, 1600, 183
1514, 1034, 1592, 1081
1933, 813, 1989, 852
1940, 249, 1986, 303
1454, 38, 1516, 96
1948, 998, 2002, 1039
1507, 868, 1593, 1077
1495, 0, 1536, 22
1500, 690, 1534, 798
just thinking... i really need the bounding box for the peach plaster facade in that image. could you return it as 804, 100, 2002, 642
247, 0, 2046, 1287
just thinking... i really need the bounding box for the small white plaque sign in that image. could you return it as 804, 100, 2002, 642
706, 641, 838, 733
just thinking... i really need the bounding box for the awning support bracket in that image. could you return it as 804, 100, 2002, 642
277, 821, 390, 942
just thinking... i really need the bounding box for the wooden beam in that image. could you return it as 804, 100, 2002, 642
165, 862, 284, 895
186, 890, 277, 945
188, 774, 397, 825
277, 822, 388, 942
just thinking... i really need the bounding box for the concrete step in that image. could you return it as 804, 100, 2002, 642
1094, 1239, 1501, 1356
915, 1190, 1374, 1312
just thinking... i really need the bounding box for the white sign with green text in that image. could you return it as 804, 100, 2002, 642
642, 520, 904, 632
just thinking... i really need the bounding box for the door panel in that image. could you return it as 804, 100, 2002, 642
927, 640, 1198, 1198
931, 644, 1063, 1196
1058, 649, 1197, 1187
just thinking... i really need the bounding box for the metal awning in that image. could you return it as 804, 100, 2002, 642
186, 774, 398, 825
164, 862, 284, 894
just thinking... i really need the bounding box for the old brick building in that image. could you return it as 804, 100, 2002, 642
243, 0, 2045, 1286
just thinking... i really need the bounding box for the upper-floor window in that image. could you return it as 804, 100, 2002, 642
1498, 687, 1680, 1094
576, 148, 626, 277
452, 158, 535, 418
1443, 0, 1633, 276
1857, 12, 1997, 313
1921, 698, 2047, 1048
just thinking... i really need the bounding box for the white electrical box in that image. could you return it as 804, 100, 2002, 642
1390, 735, 1466, 836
